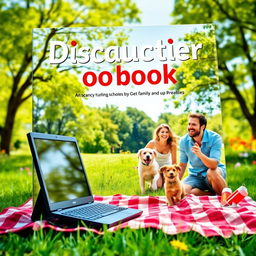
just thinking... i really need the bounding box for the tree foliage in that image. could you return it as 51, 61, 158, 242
0, 0, 140, 154
102, 105, 133, 150
158, 112, 223, 139
123, 107, 156, 152
169, 25, 221, 114
172, 0, 256, 138
33, 69, 86, 135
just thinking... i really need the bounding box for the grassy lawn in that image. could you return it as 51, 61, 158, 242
83, 153, 165, 196
0, 153, 32, 210
1, 152, 256, 255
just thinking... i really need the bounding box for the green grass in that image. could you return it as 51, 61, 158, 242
0, 153, 32, 210
227, 164, 256, 198
83, 153, 141, 195
83, 153, 165, 196
1, 152, 256, 255
1, 227, 256, 256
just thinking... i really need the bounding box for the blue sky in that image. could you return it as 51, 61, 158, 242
131, 0, 174, 26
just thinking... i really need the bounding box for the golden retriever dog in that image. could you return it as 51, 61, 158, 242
137, 148, 160, 194
159, 165, 185, 206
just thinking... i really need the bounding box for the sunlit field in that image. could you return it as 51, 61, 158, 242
1, 152, 256, 255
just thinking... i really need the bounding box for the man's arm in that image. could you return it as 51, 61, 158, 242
192, 142, 218, 169
179, 138, 188, 178
179, 162, 187, 179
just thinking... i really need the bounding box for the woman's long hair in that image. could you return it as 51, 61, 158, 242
153, 124, 177, 149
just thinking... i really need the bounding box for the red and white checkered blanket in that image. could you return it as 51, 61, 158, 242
1, 194, 256, 237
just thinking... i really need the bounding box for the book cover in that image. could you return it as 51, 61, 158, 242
32, 24, 224, 199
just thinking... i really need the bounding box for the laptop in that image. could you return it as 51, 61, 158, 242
27, 132, 142, 229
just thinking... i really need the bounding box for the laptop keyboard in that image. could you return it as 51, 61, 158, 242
60, 203, 128, 220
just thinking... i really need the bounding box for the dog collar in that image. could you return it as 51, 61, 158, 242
141, 162, 149, 166
168, 180, 177, 185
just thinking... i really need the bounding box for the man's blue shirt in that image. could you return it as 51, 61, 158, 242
179, 129, 225, 177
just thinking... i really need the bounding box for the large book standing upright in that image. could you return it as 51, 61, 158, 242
32, 25, 225, 200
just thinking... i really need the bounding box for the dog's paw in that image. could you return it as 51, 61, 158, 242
173, 196, 181, 204
151, 184, 158, 191
151, 174, 159, 190
166, 200, 173, 206
175, 197, 182, 203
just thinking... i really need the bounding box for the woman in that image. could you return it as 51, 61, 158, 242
146, 124, 177, 188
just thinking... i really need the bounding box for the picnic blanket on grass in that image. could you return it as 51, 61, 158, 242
1, 194, 256, 237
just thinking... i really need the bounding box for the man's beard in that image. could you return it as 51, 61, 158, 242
188, 129, 200, 138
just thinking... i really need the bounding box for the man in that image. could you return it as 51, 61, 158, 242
179, 113, 227, 195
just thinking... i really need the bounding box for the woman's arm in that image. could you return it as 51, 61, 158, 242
145, 140, 154, 149
171, 144, 177, 164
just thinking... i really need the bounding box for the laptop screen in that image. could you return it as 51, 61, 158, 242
34, 138, 91, 204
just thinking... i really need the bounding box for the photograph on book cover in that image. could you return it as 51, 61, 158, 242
32, 24, 225, 199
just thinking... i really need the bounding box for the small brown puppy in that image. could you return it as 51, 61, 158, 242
159, 165, 185, 206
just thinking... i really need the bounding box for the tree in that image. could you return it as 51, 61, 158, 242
171, 0, 256, 138
158, 112, 188, 137
102, 105, 133, 152
33, 69, 86, 135
158, 112, 223, 138
168, 25, 221, 115
0, 0, 139, 154
124, 107, 155, 152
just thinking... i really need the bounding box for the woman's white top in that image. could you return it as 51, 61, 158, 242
155, 150, 172, 167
